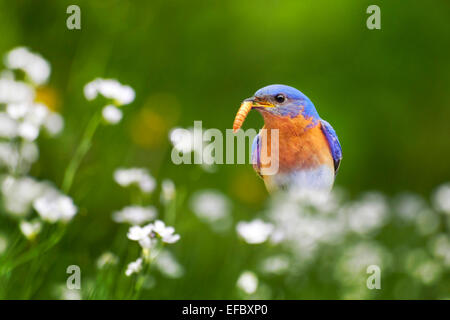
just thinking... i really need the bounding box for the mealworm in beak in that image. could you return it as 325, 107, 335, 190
233, 101, 252, 133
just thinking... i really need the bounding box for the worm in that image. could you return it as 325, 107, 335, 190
233, 101, 252, 133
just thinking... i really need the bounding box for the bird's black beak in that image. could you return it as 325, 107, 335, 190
243, 97, 275, 109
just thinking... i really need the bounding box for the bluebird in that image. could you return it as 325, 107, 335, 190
233, 84, 342, 193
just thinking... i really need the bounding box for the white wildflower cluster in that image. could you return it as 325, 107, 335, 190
124, 220, 181, 277
394, 192, 427, 222
112, 205, 157, 225
190, 189, 232, 232
83, 78, 135, 125
128, 220, 180, 246
114, 167, 156, 194
236, 191, 388, 259
102, 104, 122, 124
343, 192, 389, 235
33, 189, 78, 223
232, 183, 450, 299
84, 78, 135, 105
0, 174, 78, 227
0, 77, 34, 104
1, 175, 51, 216
0, 47, 77, 239
0, 48, 63, 174
237, 219, 274, 244
1, 174, 78, 238
3, 102, 63, 141
125, 257, 143, 277
0, 48, 62, 138
4, 47, 51, 85
110, 171, 182, 278
19, 219, 42, 240
236, 271, 259, 295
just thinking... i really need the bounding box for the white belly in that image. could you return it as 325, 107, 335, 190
264, 165, 335, 193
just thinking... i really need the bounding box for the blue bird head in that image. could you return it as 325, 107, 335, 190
245, 84, 320, 120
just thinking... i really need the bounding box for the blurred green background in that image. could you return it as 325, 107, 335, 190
0, 0, 449, 299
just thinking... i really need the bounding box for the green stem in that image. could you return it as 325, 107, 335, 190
0, 224, 66, 276
62, 112, 102, 194
131, 243, 164, 299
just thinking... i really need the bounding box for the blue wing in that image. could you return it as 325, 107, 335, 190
320, 119, 342, 174
251, 133, 262, 177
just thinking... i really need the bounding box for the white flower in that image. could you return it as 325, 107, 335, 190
102, 105, 123, 124
19, 220, 42, 240
18, 122, 39, 141
345, 192, 388, 235
113, 167, 156, 194
155, 250, 184, 278
96, 252, 119, 269
127, 225, 153, 241
4, 47, 51, 85
83, 78, 135, 105
432, 183, 450, 214
33, 191, 78, 223
190, 190, 231, 223
161, 179, 175, 203
138, 236, 158, 250
7, 102, 49, 125
259, 255, 290, 275
127, 222, 178, 249
394, 193, 427, 222
20, 141, 39, 164
0, 112, 18, 138
0, 142, 19, 169
337, 242, 388, 279
0, 78, 35, 104
0, 142, 39, 174
27, 103, 49, 125
237, 271, 258, 295
236, 219, 274, 244
125, 258, 143, 276
6, 102, 29, 119
113, 205, 157, 225
1, 175, 52, 217
43, 112, 64, 136
151, 220, 180, 244
4, 102, 59, 141
169, 127, 195, 153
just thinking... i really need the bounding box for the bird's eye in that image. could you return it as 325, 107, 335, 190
275, 94, 286, 103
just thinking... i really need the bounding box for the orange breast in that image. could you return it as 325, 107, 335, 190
258, 113, 334, 174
